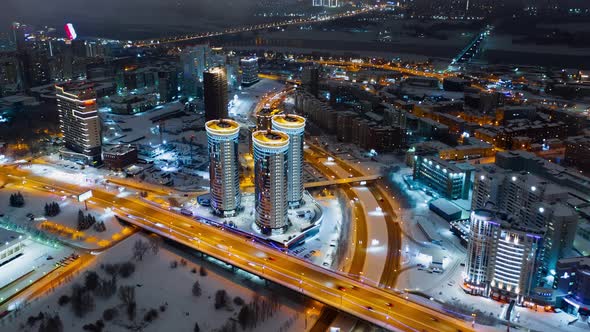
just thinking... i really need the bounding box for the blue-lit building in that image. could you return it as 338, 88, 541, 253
554, 256, 590, 316
412, 156, 474, 200
252, 130, 290, 234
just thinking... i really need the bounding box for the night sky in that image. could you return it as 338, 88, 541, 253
2, 0, 262, 38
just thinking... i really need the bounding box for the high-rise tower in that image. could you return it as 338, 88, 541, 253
206, 119, 241, 217
272, 114, 306, 208
252, 130, 290, 234
204, 66, 228, 121
56, 83, 102, 164
240, 56, 259, 87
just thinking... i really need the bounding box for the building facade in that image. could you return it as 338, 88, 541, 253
472, 166, 578, 273
554, 256, 590, 316
102, 145, 138, 170
206, 119, 241, 217
272, 114, 306, 208
0, 228, 26, 266
412, 156, 474, 200
252, 130, 290, 234
203, 67, 228, 121
464, 209, 544, 304
56, 83, 102, 164
240, 57, 259, 86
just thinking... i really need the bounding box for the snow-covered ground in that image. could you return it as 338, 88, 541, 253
0, 180, 129, 250
1, 233, 312, 332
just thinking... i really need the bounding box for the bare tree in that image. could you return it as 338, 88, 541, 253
192, 281, 202, 297
118, 286, 135, 306
132, 239, 150, 261
149, 236, 161, 255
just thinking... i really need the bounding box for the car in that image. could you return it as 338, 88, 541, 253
337, 286, 346, 292
322, 262, 329, 267
366, 306, 374, 311
386, 302, 393, 308
267, 256, 276, 261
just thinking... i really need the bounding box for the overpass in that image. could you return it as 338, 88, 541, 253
304, 175, 381, 189
2, 168, 474, 332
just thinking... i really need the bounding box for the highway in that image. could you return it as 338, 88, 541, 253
303, 175, 381, 189
0, 166, 474, 332
305, 143, 404, 289
296, 59, 452, 80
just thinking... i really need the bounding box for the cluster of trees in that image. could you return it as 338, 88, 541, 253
132, 238, 160, 261
9, 192, 25, 207
93, 221, 106, 232
25, 312, 63, 332
77, 210, 97, 231
442, 300, 499, 326
236, 294, 281, 330
2, 217, 61, 247
101, 261, 136, 279
44, 202, 61, 217
82, 320, 104, 332
214, 290, 229, 310
119, 285, 137, 321
75, 210, 106, 232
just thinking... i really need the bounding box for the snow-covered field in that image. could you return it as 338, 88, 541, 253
2, 233, 311, 332
0, 182, 128, 250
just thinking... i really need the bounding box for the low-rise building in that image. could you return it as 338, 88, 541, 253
412, 156, 474, 200
102, 145, 138, 170
554, 256, 590, 316
0, 228, 26, 266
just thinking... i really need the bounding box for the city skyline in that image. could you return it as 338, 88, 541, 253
1, 1, 590, 332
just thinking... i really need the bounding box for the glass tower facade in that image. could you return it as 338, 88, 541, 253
206, 119, 241, 217
252, 130, 290, 234
272, 114, 306, 208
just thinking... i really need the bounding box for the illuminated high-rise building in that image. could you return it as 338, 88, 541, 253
464, 209, 543, 304
204, 66, 228, 121
56, 82, 102, 164
180, 44, 211, 97
240, 56, 259, 86
256, 106, 274, 130
253, 130, 290, 234
272, 114, 306, 208
206, 119, 241, 217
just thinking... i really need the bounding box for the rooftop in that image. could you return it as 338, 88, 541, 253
252, 130, 289, 148
206, 119, 240, 136
0, 228, 25, 247
272, 114, 306, 128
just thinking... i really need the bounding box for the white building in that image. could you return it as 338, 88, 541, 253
252, 130, 290, 234
0, 229, 26, 266
56, 82, 102, 165
206, 119, 241, 217
464, 209, 543, 304
472, 165, 578, 273
272, 114, 306, 208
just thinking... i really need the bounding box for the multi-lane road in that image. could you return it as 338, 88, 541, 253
0, 165, 474, 332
